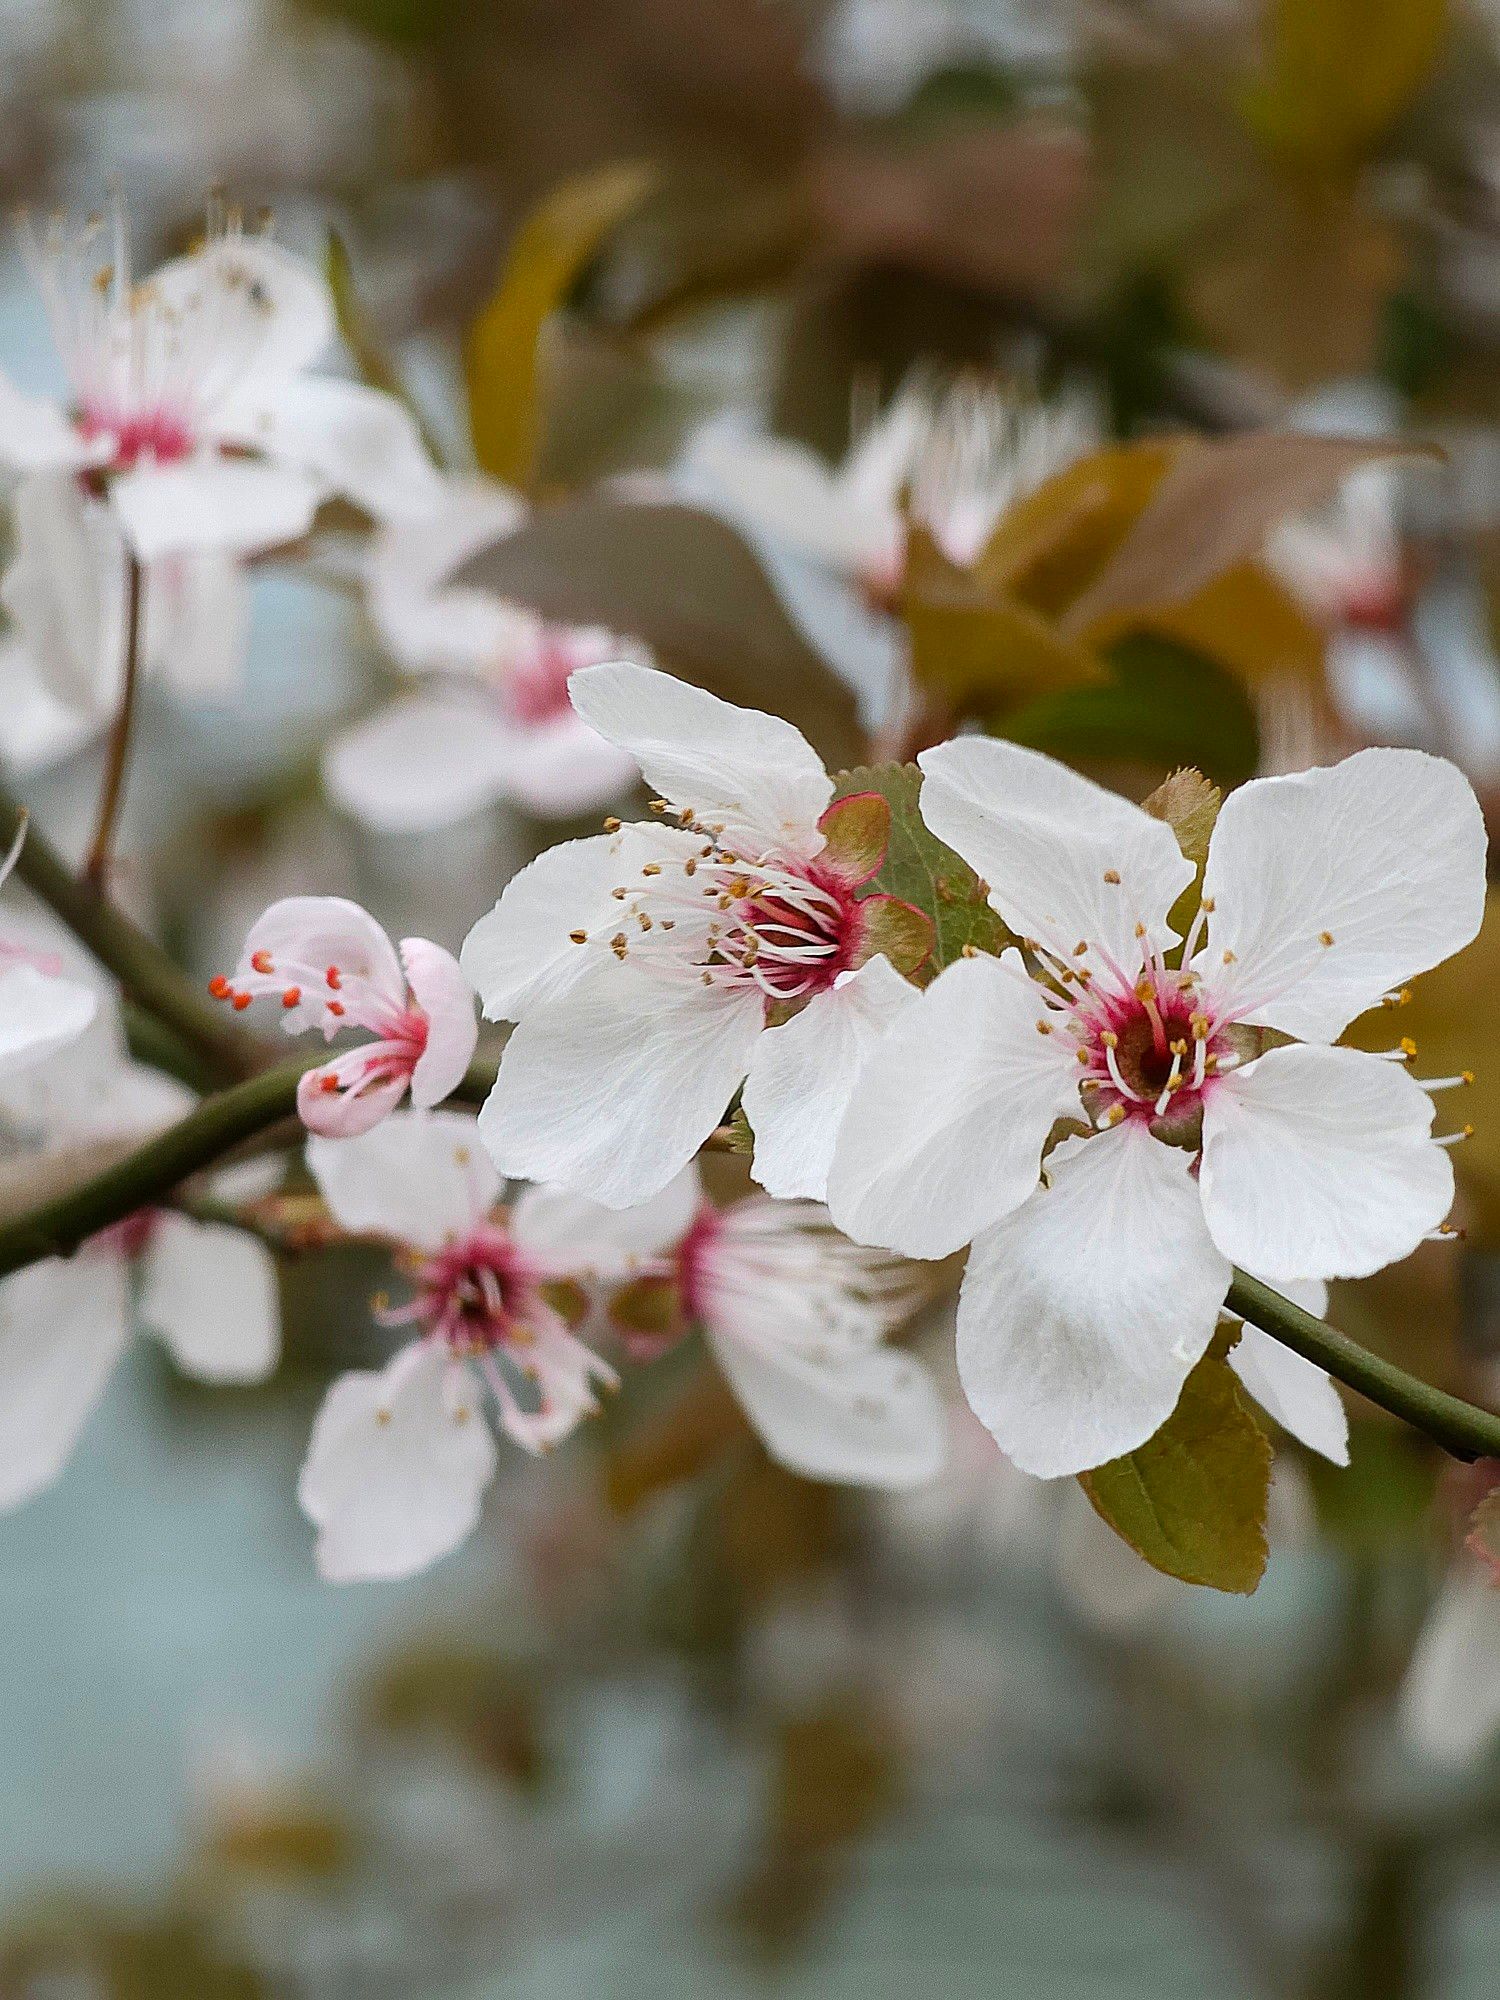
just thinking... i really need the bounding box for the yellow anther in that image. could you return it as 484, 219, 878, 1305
641, 862, 662, 877
569, 929, 587, 944
1319, 930, 1334, 948
1103, 869, 1121, 885
1036, 1019, 1052, 1035
1222, 949, 1237, 965
1103, 1104, 1126, 1126
1101, 1030, 1119, 1048
603, 816, 622, 832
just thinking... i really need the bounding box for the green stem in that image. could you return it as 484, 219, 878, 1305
1226, 1270, 1500, 1464
0, 1053, 501, 1278
0, 785, 264, 1084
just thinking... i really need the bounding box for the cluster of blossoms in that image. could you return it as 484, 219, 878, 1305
296, 1117, 943, 1580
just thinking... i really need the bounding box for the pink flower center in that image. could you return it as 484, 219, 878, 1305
77, 401, 196, 473
1339, 570, 1411, 635
1065, 968, 1240, 1135
402, 1224, 541, 1357
501, 630, 581, 728
594, 828, 864, 1012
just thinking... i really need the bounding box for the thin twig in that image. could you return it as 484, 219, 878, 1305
1226, 1270, 1500, 1465
85, 549, 144, 890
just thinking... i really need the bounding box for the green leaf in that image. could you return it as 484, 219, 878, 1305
830, 763, 1009, 976
1080, 1344, 1272, 1593
466, 161, 657, 489
1000, 634, 1259, 787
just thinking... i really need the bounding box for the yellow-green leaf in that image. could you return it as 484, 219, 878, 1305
1063, 432, 1429, 640
1080, 1345, 1272, 1593
466, 161, 656, 488
1244, 0, 1449, 174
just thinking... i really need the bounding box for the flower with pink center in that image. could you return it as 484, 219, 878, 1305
828, 737, 1488, 1478
1267, 464, 1435, 748
322, 478, 642, 831
510, 1162, 945, 1487
461, 662, 934, 1208
0, 196, 440, 721
211, 897, 477, 1138
298, 1111, 620, 1581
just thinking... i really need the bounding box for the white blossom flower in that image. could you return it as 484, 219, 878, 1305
211, 896, 477, 1138
299, 1110, 620, 1581
1267, 465, 1437, 748
828, 739, 1487, 1477
0, 994, 280, 1512
0, 199, 440, 713
460, 662, 932, 1208
684, 381, 1096, 614
517, 1162, 947, 1489
324, 478, 642, 831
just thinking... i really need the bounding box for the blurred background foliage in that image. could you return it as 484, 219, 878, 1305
3, 0, 1500, 1994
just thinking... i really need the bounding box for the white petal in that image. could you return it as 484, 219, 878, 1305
1199, 1043, 1452, 1280
568, 661, 833, 854
826, 950, 1080, 1259
0, 1256, 130, 1510
917, 736, 1195, 973
499, 711, 639, 820
139, 1215, 280, 1383
142, 551, 250, 698
679, 414, 882, 575
242, 895, 404, 1022
0, 639, 101, 771
1401, 1563, 1500, 1767
112, 458, 322, 562
744, 956, 919, 1203
223, 375, 443, 524
1228, 1323, 1347, 1464
307, 1108, 497, 1249
509, 1163, 702, 1270
402, 937, 478, 1109
298, 1341, 497, 1582
1200, 748, 1488, 1042
0, 964, 97, 1076
155, 237, 335, 405
2, 472, 125, 709
477, 973, 763, 1207
324, 691, 518, 832
460, 824, 691, 1020
956, 1124, 1231, 1477
366, 477, 528, 672
0, 370, 93, 470
709, 1321, 946, 1489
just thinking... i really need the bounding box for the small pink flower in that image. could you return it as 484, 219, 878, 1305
212, 896, 477, 1138
299, 1111, 618, 1580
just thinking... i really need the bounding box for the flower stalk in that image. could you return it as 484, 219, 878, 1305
84, 549, 144, 891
